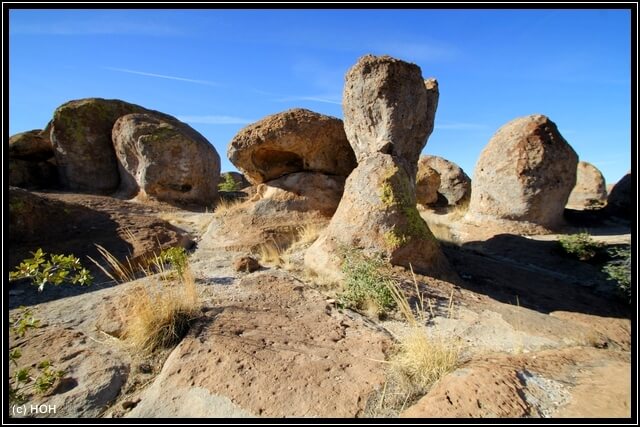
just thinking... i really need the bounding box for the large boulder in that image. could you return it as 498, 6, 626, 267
306, 55, 447, 282
50, 98, 165, 193
9, 158, 58, 189
112, 113, 220, 206
227, 108, 356, 185
418, 155, 471, 206
9, 128, 53, 161
415, 163, 440, 206
566, 161, 607, 209
606, 173, 631, 219
342, 54, 438, 178
465, 114, 578, 231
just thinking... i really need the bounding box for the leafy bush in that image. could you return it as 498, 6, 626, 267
603, 246, 631, 303
218, 173, 240, 192
340, 249, 396, 316
154, 247, 189, 279
9, 249, 93, 291
558, 232, 603, 261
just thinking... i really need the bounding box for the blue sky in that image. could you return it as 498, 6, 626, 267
9, 8, 632, 185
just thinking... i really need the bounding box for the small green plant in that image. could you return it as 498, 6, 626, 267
558, 232, 603, 261
9, 249, 93, 291
218, 173, 240, 192
602, 245, 631, 303
340, 249, 396, 317
10, 307, 41, 337
154, 247, 189, 279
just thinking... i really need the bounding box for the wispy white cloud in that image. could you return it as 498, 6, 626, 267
11, 20, 183, 36
104, 67, 220, 87
435, 122, 488, 130
176, 115, 254, 125
274, 95, 342, 105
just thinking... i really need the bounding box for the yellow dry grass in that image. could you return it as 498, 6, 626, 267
213, 198, 244, 215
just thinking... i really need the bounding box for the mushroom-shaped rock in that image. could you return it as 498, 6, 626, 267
50, 98, 159, 193
465, 114, 578, 230
112, 113, 220, 206
342, 55, 438, 178
566, 161, 607, 209
227, 109, 356, 184
418, 155, 471, 206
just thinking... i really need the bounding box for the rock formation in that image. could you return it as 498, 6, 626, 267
566, 161, 608, 209
415, 163, 440, 206
112, 113, 220, 206
465, 114, 578, 231
227, 108, 356, 184
418, 155, 471, 207
305, 55, 447, 282
606, 172, 631, 219
9, 128, 58, 189
9, 128, 53, 161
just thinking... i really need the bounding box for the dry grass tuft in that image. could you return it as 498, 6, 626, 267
294, 223, 323, 246
123, 264, 200, 354
89, 244, 139, 283
213, 198, 244, 215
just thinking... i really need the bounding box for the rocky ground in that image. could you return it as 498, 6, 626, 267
7, 191, 632, 419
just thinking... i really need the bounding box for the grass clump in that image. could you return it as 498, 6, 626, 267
340, 249, 396, 317
602, 245, 631, 303
558, 232, 603, 261
10, 248, 93, 292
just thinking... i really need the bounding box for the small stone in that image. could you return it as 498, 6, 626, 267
122, 398, 141, 410
138, 363, 153, 374
233, 256, 261, 273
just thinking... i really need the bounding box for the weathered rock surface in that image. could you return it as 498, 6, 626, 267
50, 98, 156, 193
112, 113, 220, 206
606, 173, 631, 219
306, 154, 448, 283
306, 55, 446, 282
566, 161, 607, 209
9, 128, 54, 161
127, 272, 391, 418
415, 163, 440, 206
9, 158, 58, 189
401, 347, 630, 418
342, 55, 438, 178
227, 108, 356, 184
465, 114, 578, 231
418, 155, 471, 206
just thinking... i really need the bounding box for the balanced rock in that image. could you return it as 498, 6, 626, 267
9, 128, 53, 161
415, 163, 440, 206
465, 114, 578, 231
227, 109, 356, 184
305, 55, 446, 282
112, 113, 220, 206
566, 161, 607, 209
342, 55, 439, 178
606, 173, 631, 219
50, 98, 158, 192
418, 155, 471, 206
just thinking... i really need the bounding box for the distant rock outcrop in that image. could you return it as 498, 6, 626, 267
418, 155, 471, 207
305, 55, 448, 282
9, 128, 53, 161
465, 114, 578, 231
227, 108, 356, 184
112, 113, 220, 206
221, 171, 251, 190
606, 173, 631, 219
9, 127, 58, 189
566, 161, 608, 209
415, 163, 440, 206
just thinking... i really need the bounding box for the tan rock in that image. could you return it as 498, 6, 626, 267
342, 55, 438, 178
415, 163, 441, 206
419, 155, 471, 206
112, 113, 220, 207
566, 161, 607, 209
233, 255, 260, 272
227, 108, 356, 184
9, 128, 53, 161
465, 114, 578, 231
606, 173, 631, 219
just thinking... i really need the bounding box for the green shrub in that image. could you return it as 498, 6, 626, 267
558, 232, 603, 261
602, 246, 631, 303
340, 249, 396, 316
218, 173, 240, 192
9, 249, 93, 292
155, 247, 189, 278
